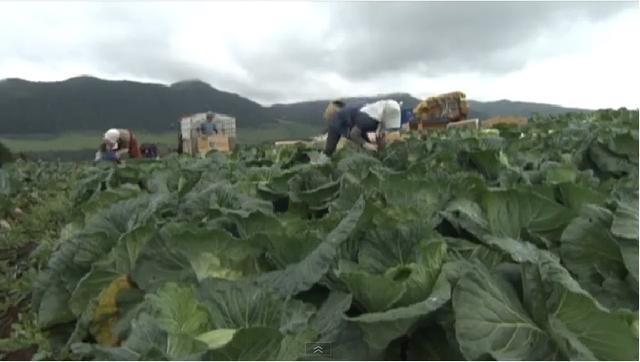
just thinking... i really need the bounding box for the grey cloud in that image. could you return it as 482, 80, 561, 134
232, 71, 335, 104
230, 27, 334, 81
75, 3, 282, 98
4, 1, 631, 104
325, 1, 635, 79
202, 1, 634, 101
84, 4, 183, 79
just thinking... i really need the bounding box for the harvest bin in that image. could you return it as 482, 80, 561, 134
411, 91, 469, 130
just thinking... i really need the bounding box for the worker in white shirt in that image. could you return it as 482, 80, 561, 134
322, 99, 402, 156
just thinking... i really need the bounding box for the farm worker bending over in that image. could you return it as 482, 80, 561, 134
322, 99, 402, 156
322, 100, 378, 156
198, 112, 219, 136
95, 128, 142, 161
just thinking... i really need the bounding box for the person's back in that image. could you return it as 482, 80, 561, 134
328, 105, 362, 134
323, 102, 374, 155
322, 99, 401, 156
359, 99, 401, 130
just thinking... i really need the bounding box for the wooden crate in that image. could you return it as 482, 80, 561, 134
196, 135, 234, 154
385, 131, 402, 141
409, 120, 447, 130
211, 135, 235, 152
482, 115, 528, 128
196, 136, 212, 155
447, 118, 479, 129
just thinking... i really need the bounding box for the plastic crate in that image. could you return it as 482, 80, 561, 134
213, 115, 236, 138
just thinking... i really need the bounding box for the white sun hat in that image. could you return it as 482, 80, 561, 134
381, 100, 401, 130
104, 129, 120, 148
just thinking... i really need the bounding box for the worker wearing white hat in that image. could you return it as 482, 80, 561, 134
359, 99, 402, 131
356, 99, 401, 145
95, 128, 141, 161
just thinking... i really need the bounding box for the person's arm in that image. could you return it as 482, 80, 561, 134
375, 129, 386, 150
95, 142, 106, 161
348, 126, 368, 146
323, 126, 342, 156
376, 119, 384, 134
351, 110, 380, 146
350, 126, 377, 151
373, 111, 385, 148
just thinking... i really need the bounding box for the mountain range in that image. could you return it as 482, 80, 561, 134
0, 76, 589, 136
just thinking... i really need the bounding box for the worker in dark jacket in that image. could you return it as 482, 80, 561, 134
322, 100, 379, 156
322, 99, 401, 156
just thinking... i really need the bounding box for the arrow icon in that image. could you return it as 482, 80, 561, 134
306, 342, 331, 357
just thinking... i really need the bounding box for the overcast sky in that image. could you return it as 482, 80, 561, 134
0, 1, 637, 108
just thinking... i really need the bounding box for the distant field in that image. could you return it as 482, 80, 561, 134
0, 120, 320, 153
0, 132, 176, 152
238, 120, 320, 145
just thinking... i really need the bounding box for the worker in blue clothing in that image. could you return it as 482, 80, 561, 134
94, 149, 119, 163
198, 112, 219, 136
322, 99, 401, 156
401, 108, 414, 126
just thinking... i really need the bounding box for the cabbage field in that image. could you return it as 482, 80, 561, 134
0, 109, 638, 360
